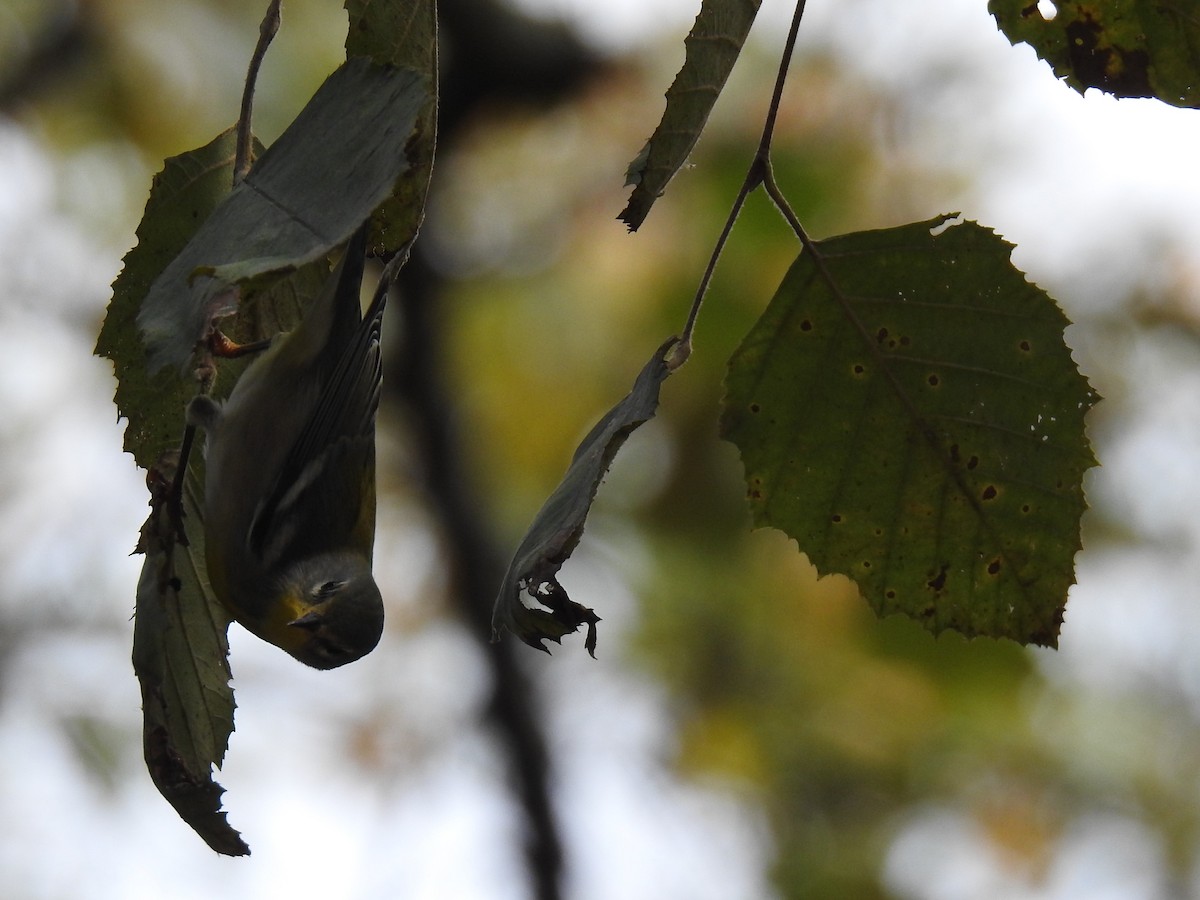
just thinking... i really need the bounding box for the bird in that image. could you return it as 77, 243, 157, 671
187, 225, 386, 669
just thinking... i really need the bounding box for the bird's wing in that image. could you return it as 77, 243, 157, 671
248, 226, 387, 562
253, 434, 378, 568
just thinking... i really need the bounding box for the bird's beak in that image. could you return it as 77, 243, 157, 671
288, 611, 323, 630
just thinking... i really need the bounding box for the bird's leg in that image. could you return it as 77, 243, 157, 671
208, 329, 273, 359
163, 325, 273, 542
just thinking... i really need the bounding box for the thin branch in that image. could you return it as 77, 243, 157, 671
235, 0, 282, 185
755, 0, 808, 158
168, 0, 284, 519
672, 0, 810, 369
670, 162, 761, 370
391, 252, 564, 900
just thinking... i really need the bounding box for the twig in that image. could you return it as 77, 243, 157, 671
671, 0, 810, 369
235, 0, 282, 185
755, 0, 808, 161
761, 158, 813, 250
168, 0, 283, 520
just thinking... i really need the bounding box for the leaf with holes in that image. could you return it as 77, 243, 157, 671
721, 215, 1098, 646
989, 0, 1199, 108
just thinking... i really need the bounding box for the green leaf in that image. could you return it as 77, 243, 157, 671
97, 123, 323, 458
493, 339, 679, 654
345, 0, 437, 253
989, 0, 1200, 107
136, 57, 427, 372
132, 456, 246, 856
96, 128, 243, 469
345, 0, 435, 70
618, 0, 761, 231
720, 215, 1098, 646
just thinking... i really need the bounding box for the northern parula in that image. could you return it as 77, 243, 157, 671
188, 227, 386, 669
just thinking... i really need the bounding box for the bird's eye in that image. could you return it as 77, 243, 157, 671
314, 580, 345, 598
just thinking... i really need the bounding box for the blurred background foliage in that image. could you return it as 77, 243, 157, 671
4, 0, 1200, 898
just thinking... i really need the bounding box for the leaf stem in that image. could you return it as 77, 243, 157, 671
761, 157, 813, 249
670, 170, 754, 370
672, 0, 809, 369
234, 0, 282, 185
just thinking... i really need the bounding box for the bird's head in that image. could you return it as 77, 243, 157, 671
278, 556, 384, 669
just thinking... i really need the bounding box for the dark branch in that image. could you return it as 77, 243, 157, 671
385, 7, 603, 897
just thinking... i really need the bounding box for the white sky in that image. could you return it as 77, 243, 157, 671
2, 0, 1200, 898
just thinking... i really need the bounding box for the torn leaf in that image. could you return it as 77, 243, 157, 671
493, 338, 678, 654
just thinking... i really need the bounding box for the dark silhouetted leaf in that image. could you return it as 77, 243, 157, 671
136, 57, 426, 372
990, 0, 1199, 107
132, 454, 245, 856
721, 215, 1098, 646
345, 0, 437, 255
619, 0, 761, 230
493, 339, 678, 654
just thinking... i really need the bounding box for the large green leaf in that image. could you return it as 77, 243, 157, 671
102, 131, 248, 853
989, 0, 1200, 107
136, 57, 426, 372
619, 0, 761, 231
721, 215, 1098, 646
99, 1, 438, 858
